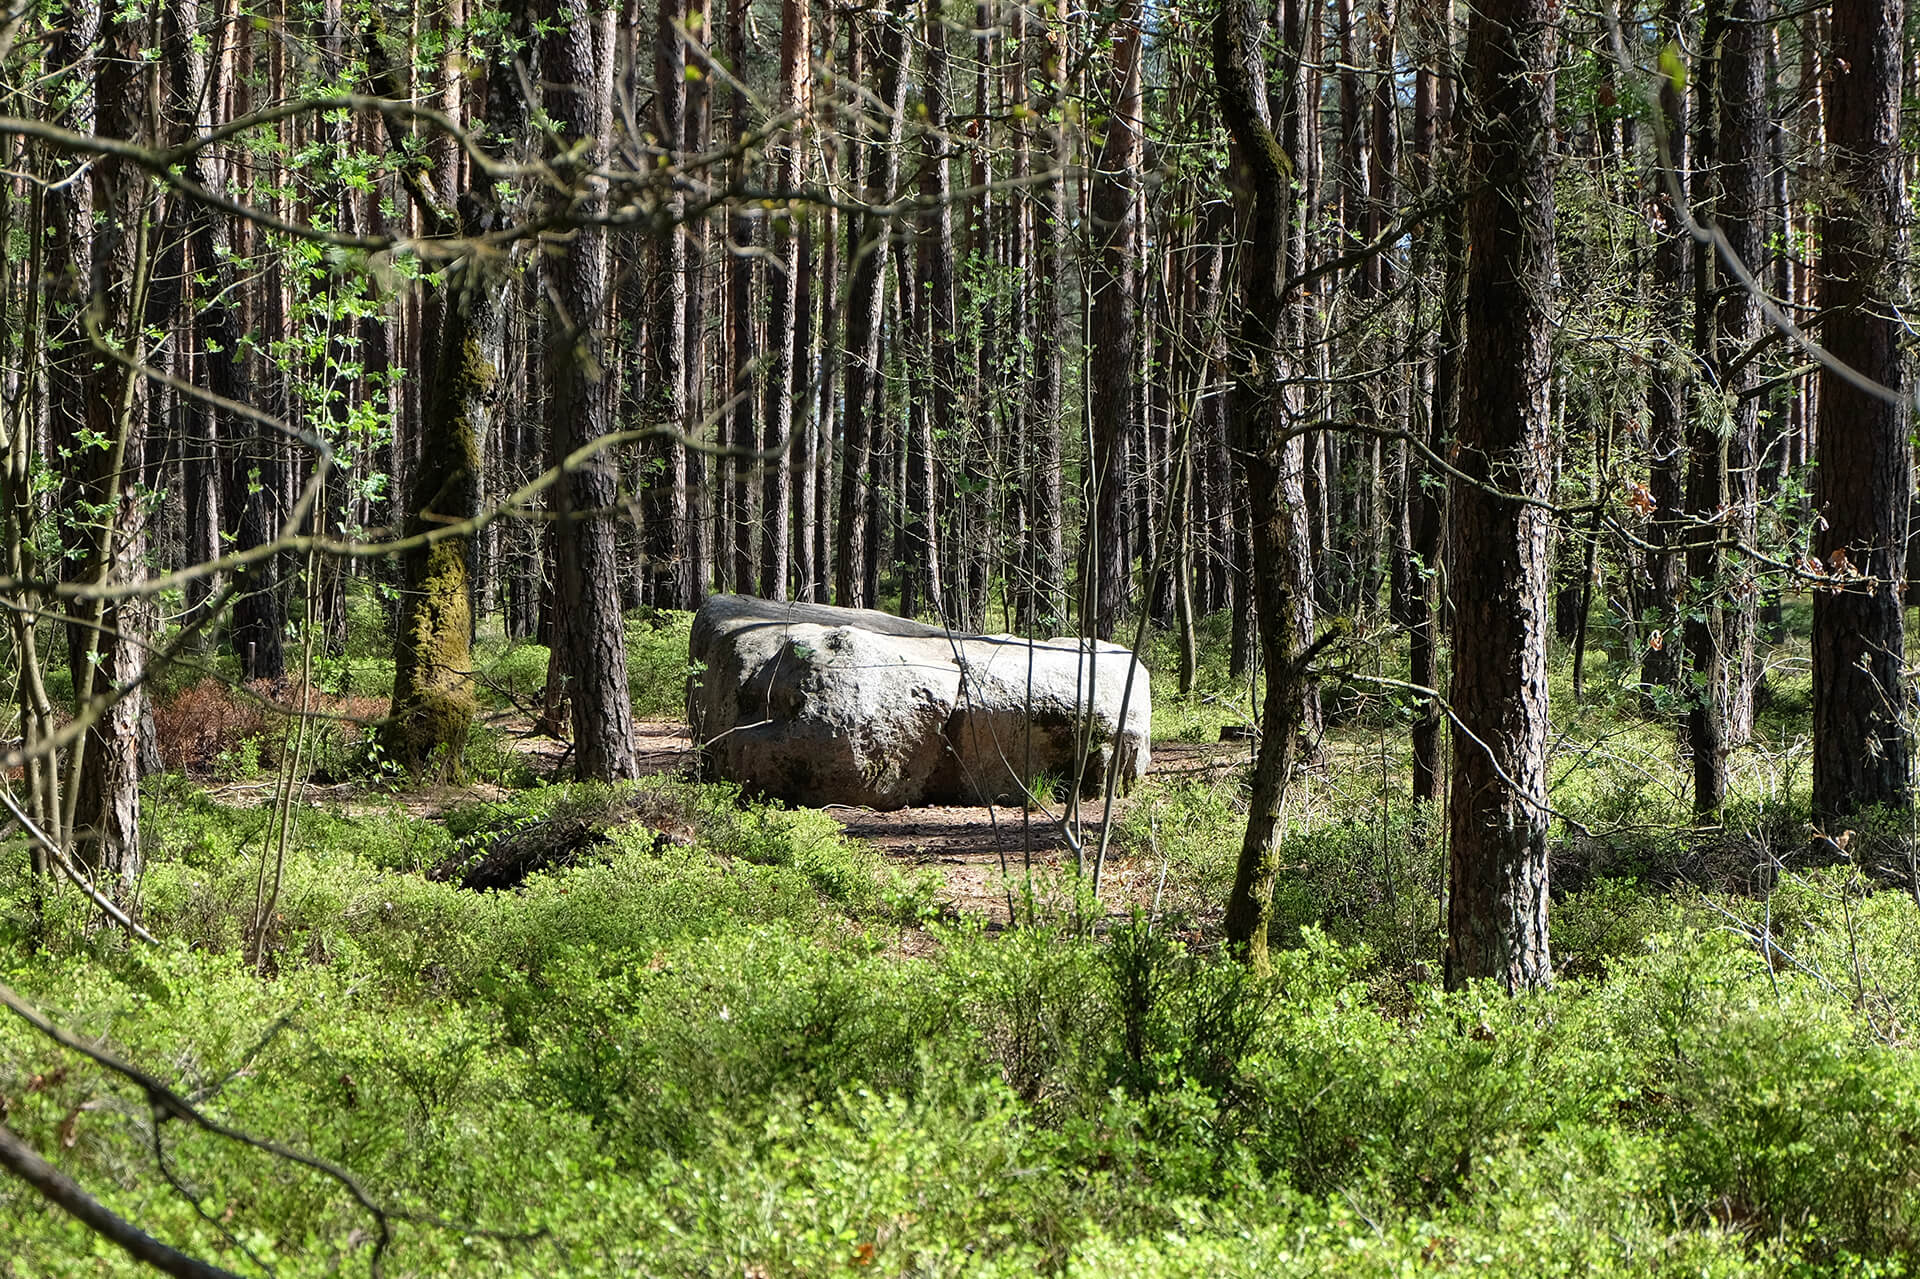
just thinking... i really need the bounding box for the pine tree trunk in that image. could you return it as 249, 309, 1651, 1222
906, 0, 954, 620
834, 7, 910, 608
1640, 0, 1689, 700
644, 0, 691, 609
726, 0, 758, 596
1812, 0, 1910, 817
68, 1, 156, 889
1215, 0, 1312, 970
1083, 1, 1143, 641
1024, 0, 1068, 631
543, 1, 640, 781
1443, 0, 1556, 991
683, 0, 713, 606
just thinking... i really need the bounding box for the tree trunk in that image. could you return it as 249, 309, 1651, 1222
1215, 0, 1312, 971
906, 0, 955, 620
1443, 0, 1556, 991
543, 0, 640, 781
834, 7, 911, 608
1083, 1, 1143, 641
1405, 0, 1453, 805
1024, 0, 1068, 631
726, 0, 758, 596
68, 2, 156, 890
1812, 0, 1910, 817
1640, 0, 1689, 700
642, 0, 691, 608
683, 0, 713, 606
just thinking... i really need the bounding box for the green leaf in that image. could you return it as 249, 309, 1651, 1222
1659, 40, 1686, 94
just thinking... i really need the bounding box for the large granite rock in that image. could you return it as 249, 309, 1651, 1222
688, 594, 1151, 808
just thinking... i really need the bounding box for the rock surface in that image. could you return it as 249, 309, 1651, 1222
688, 595, 1151, 808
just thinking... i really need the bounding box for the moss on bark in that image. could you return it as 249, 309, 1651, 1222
384, 314, 487, 778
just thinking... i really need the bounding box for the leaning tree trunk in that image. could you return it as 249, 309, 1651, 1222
542, 0, 640, 781
1812, 0, 1910, 817
1443, 0, 1556, 991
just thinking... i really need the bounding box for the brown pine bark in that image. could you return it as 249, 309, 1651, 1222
1024, 0, 1068, 631
1443, 0, 1556, 991
759, 0, 809, 602
1640, 0, 1689, 700
542, 0, 640, 781
726, 0, 758, 595
1812, 0, 1910, 817
67, 1, 156, 889
1407, 0, 1454, 805
905, 0, 954, 620
683, 0, 713, 606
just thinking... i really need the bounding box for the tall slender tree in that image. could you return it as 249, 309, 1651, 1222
66, 0, 157, 887
1215, 0, 1315, 971
760, 0, 810, 600
542, 0, 640, 781
1083, 0, 1144, 641
645, 0, 692, 609
834, 4, 911, 608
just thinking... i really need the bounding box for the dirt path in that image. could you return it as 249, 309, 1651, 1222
592, 726, 1248, 921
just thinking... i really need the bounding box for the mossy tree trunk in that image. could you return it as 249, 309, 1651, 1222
383, 290, 485, 777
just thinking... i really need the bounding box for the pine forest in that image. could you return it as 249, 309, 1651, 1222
2, 0, 1920, 1270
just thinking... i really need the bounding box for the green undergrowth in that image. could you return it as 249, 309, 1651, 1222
7, 600, 1920, 1275
1, 771, 1919, 1276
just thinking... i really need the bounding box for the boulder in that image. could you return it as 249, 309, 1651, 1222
688, 594, 1151, 809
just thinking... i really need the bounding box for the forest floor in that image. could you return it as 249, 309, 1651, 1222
204, 715, 1255, 924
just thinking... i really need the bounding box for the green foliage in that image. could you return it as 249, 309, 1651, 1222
625, 609, 697, 720
1141, 609, 1252, 743
12, 601, 1920, 1275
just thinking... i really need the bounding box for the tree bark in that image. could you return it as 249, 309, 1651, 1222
1639, 0, 1689, 701
726, 0, 758, 595
1023, 0, 1068, 631
67, 1, 156, 889
906, 0, 955, 620
643, 0, 691, 608
1083, 1, 1143, 641
1443, 0, 1556, 991
758, 0, 807, 601
833, 6, 911, 608
542, 0, 640, 781
1812, 0, 1910, 817
1215, 0, 1312, 971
